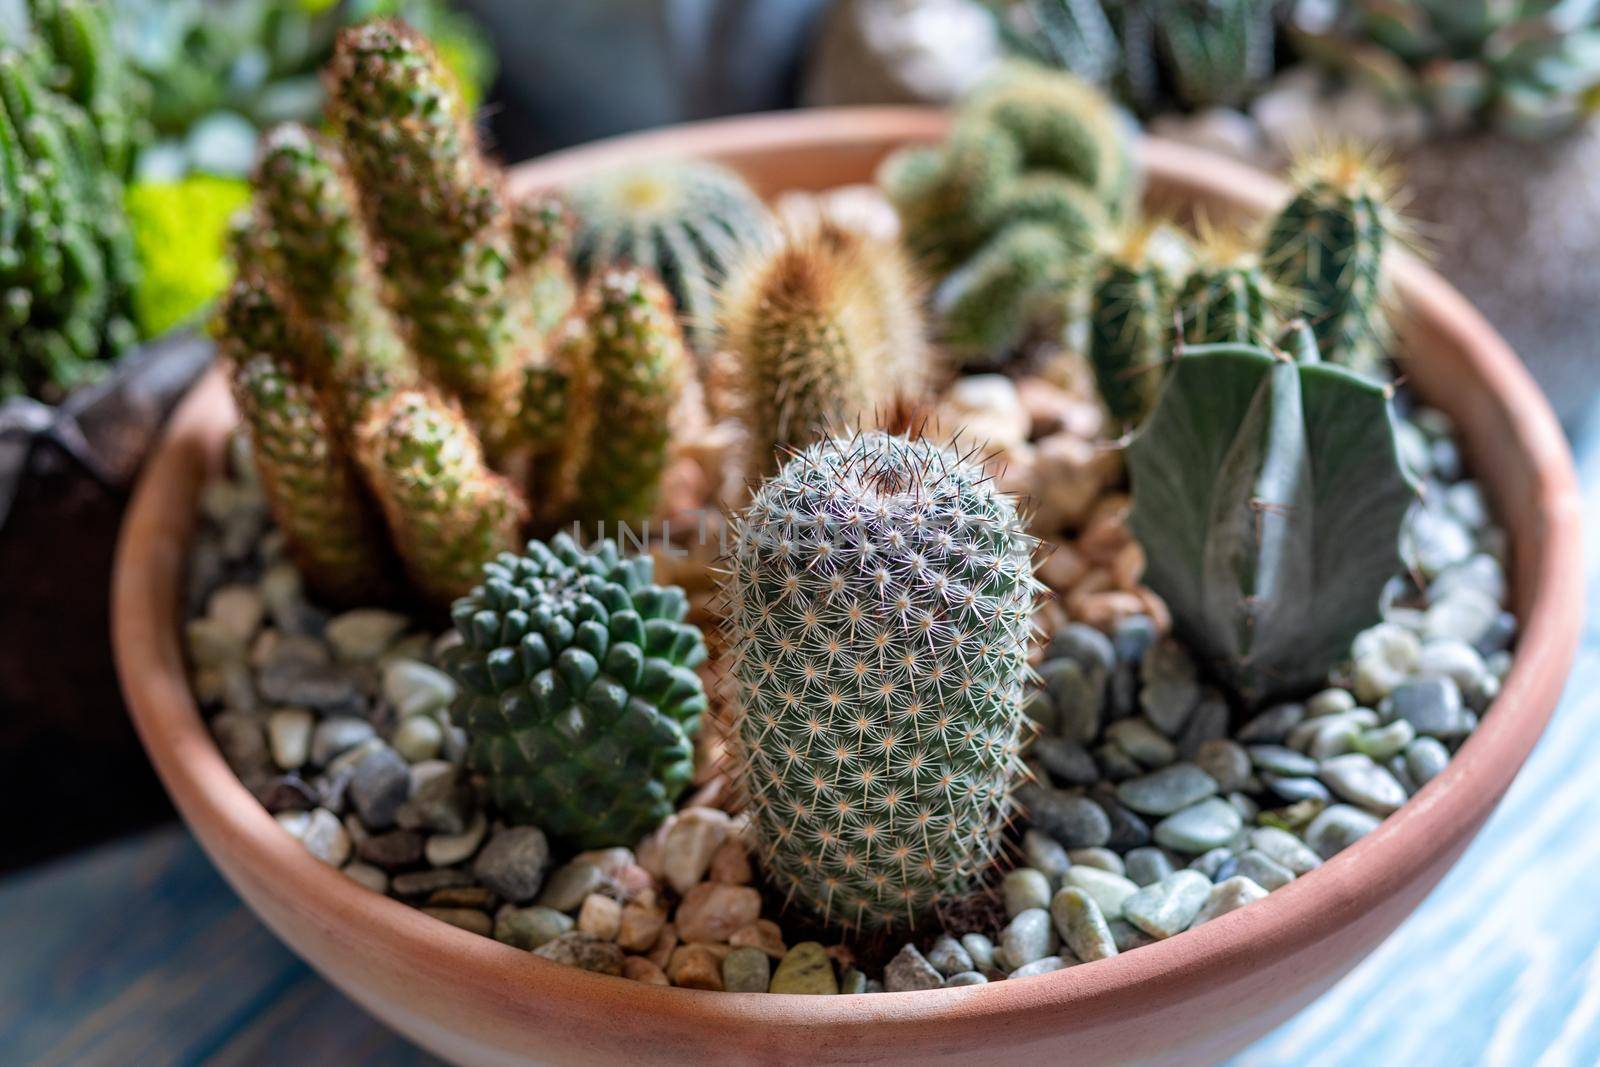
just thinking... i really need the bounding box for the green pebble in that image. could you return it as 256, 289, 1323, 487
722, 946, 773, 993
1051, 886, 1119, 962
1003, 867, 1054, 916
839, 967, 869, 995
770, 941, 838, 995
492, 905, 573, 950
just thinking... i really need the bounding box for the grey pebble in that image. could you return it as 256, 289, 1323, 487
537, 861, 604, 911
839, 968, 869, 995
396, 760, 473, 834
310, 717, 376, 767
259, 659, 360, 714
1108, 919, 1155, 952
885, 943, 944, 992
533, 932, 623, 975
1305, 804, 1383, 860
1066, 847, 1124, 876
1023, 829, 1071, 883
494, 905, 573, 950
1003, 868, 1054, 917
723, 946, 773, 992
1177, 696, 1229, 758
1153, 797, 1242, 854
1051, 887, 1118, 962
1041, 659, 1102, 744
1094, 742, 1145, 781
1318, 753, 1408, 814
1105, 718, 1179, 768
1355, 720, 1416, 762
1123, 847, 1175, 887
1188, 847, 1233, 881
1140, 639, 1201, 736
944, 971, 989, 987
1305, 689, 1357, 718
1235, 849, 1294, 891
1236, 702, 1306, 744
1047, 624, 1116, 676
357, 829, 425, 870
1091, 791, 1152, 851
1247, 827, 1322, 875
1247, 745, 1318, 778
1123, 870, 1212, 939
1033, 736, 1101, 785
1025, 786, 1111, 848
1112, 615, 1157, 663
472, 826, 551, 903
391, 868, 472, 897
1008, 956, 1068, 979
348, 745, 410, 829
1390, 678, 1470, 738
927, 934, 975, 977
1194, 739, 1251, 793
1000, 908, 1056, 966
1405, 736, 1451, 786
960, 933, 996, 970
1116, 763, 1219, 816
1061, 867, 1138, 920
1260, 773, 1333, 804
1191, 876, 1269, 926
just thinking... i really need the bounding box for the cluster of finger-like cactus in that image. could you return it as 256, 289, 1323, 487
717, 217, 928, 478
221, 22, 693, 607
568, 159, 774, 354
720, 432, 1042, 931
1085, 146, 1400, 428
992, 0, 1282, 115
445, 534, 709, 850
877, 64, 1136, 362
0, 0, 144, 400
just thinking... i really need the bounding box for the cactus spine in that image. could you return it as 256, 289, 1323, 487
722, 432, 1041, 931
445, 534, 708, 849
1262, 148, 1396, 377
568, 159, 773, 353
719, 220, 928, 477
1088, 227, 1173, 429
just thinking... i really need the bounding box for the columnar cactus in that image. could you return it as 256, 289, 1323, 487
722, 432, 1042, 931
446, 534, 708, 849
1175, 259, 1276, 346
719, 220, 928, 477
222, 22, 694, 607
1126, 336, 1417, 702
1088, 228, 1173, 430
568, 159, 774, 353
0, 0, 142, 400
877, 64, 1135, 363
1262, 148, 1396, 376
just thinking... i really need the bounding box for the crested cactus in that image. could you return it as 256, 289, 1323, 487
876, 64, 1135, 363
991, 0, 1283, 116
0, 0, 142, 401
223, 23, 694, 608
1088, 227, 1173, 430
722, 432, 1041, 931
568, 159, 773, 353
220, 273, 393, 604
719, 219, 928, 477
1262, 148, 1397, 377
1126, 336, 1417, 702
445, 534, 708, 849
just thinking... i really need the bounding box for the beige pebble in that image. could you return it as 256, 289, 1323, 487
571, 847, 635, 877
1137, 588, 1172, 633
421, 907, 492, 937
708, 838, 752, 884
621, 956, 670, 985
1111, 542, 1146, 590
662, 808, 733, 894
647, 923, 679, 969
577, 894, 623, 941
825, 944, 855, 971
675, 882, 762, 943
1073, 591, 1148, 630
617, 901, 668, 952
1032, 434, 1121, 532
1016, 377, 1081, 438
729, 919, 788, 960
613, 863, 657, 898
667, 944, 725, 990
1037, 540, 1087, 593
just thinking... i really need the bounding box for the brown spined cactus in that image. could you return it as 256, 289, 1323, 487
718, 219, 928, 478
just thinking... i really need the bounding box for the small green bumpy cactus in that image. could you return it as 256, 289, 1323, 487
718, 218, 928, 478
568, 159, 774, 353
1173, 225, 1278, 346
1088, 226, 1174, 431
1262, 147, 1397, 377
722, 431, 1042, 931
1126, 328, 1417, 702
446, 534, 708, 849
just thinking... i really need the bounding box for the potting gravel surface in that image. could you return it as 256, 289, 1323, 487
182, 400, 1514, 994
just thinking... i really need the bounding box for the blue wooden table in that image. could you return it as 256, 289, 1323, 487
5, 432, 1597, 1067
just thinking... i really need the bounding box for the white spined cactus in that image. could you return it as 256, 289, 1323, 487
719, 431, 1043, 932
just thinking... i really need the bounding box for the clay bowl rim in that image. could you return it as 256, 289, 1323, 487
114, 108, 1583, 1032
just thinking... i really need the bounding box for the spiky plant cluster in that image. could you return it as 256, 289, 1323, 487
1262, 148, 1398, 377
718, 218, 928, 478
1292, 0, 1600, 140
990, 0, 1282, 115
222, 22, 694, 607
1087, 225, 1174, 431
445, 534, 708, 850
877, 64, 1136, 363
567, 159, 774, 353
0, 0, 144, 401
721, 432, 1042, 931
1174, 226, 1279, 346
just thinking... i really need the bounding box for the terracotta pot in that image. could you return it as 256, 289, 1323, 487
113, 110, 1583, 1067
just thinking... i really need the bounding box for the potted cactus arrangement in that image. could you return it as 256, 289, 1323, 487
110, 12, 1580, 1066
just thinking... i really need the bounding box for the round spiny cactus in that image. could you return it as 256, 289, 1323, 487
1174, 225, 1279, 347
446, 534, 708, 849
722, 432, 1042, 932
719, 219, 928, 479
567, 159, 773, 353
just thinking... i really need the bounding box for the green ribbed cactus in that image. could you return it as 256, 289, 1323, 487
1175, 260, 1276, 346
1126, 335, 1417, 702
722, 432, 1041, 931
221, 274, 393, 605
1263, 148, 1396, 377
445, 534, 708, 849
1088, 228, 1173, 430
719, 220, 928, 478
222, 23, 694, 608
0, 0, 143, 401
568, 159, 773, 353
991, 0, 1282, 115
877, 64, 1135, 363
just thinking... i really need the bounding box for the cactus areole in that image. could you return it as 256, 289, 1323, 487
722, 433, 1041, 932
1127, 342, 1417, 704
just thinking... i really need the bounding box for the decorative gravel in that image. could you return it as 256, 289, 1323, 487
182, 399, 1513, 993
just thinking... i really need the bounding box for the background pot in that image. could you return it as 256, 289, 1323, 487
114, 113, 1582, 1067
0, 332, 210, 870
